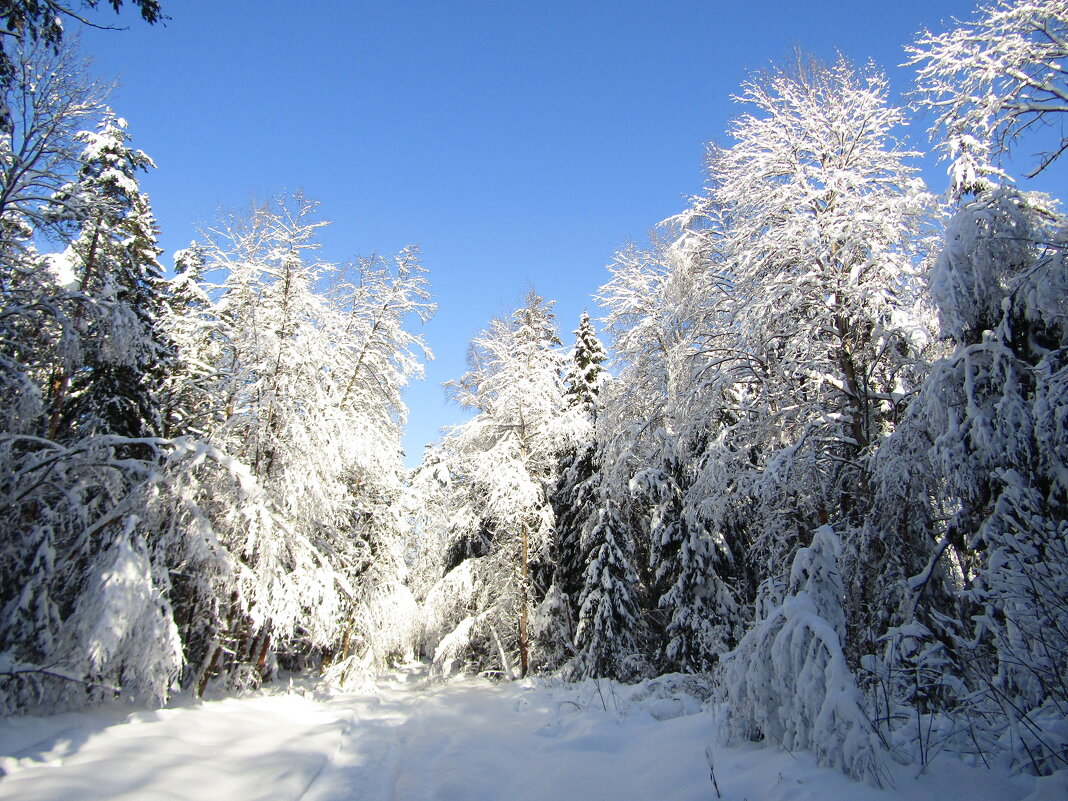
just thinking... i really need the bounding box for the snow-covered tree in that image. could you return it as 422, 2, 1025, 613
580, 52, 935, 688
909, 0, 1068, 189
157, 243, 215, 438
868, 185, 1068, 774
0, 39, 106, 252
837, 15, 1068, 773
563, 310, 607, 415
0, 434, 182, 713
596, 225, 746, 674
425, 290, 581, 677
694, 54, 935, 605
42, 113, 170, 442
0, 51, 186, 711
566, 495, 641, 681
0, 2, 161, 112
549, 313, 609, 649
721, 526, 888, 786
597, 239, 699, 664
0, 40, 107, 439
0, 29, 440, 708
169, 195, 433, 687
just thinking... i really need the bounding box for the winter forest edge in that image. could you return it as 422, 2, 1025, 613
0, 0, 1065, 790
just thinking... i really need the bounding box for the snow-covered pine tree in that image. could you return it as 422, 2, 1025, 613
43, 113, 170, 442
564, 311, 606, 416
549, 442, 596, 642
566, 495, 641, 681
549, 312, 609, 653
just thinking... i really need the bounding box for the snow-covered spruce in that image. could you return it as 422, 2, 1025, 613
867, 185, 1068, 774
566, 496, 642, 681
720, 526, 888, 786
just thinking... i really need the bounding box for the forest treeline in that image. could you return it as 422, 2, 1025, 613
0, 0, 1065, 788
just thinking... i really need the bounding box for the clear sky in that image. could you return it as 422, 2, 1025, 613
75, 0, 1051, 466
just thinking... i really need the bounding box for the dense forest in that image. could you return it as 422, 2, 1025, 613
0, 0, 1065, 788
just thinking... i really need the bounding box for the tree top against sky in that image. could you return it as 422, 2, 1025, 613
71, 0, 1067, 464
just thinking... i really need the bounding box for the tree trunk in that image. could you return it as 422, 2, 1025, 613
519, 519, 530, 678
255, 633, 271, 679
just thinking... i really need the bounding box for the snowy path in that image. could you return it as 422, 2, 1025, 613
0, 666, 1046, 801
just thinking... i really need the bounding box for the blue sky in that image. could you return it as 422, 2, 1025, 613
77, 0, 1046, 465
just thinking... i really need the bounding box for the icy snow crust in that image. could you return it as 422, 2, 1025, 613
0, 665, 1045, 801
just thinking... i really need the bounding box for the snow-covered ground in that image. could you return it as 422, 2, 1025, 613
0, 666, 1059, 801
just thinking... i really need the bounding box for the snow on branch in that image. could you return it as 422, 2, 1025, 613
908, 0, 1068, 189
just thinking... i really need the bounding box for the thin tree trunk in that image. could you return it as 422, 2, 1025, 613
196, 639, 222, 697
255, 633, 271, 678
196, 591, 239, 696
489, 623, 516, 680
519, 518, 530, 678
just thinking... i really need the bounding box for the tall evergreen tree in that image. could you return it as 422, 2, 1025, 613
44, 113, 170, 441
551, 311, 609, 640
566, 495, 641, 681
